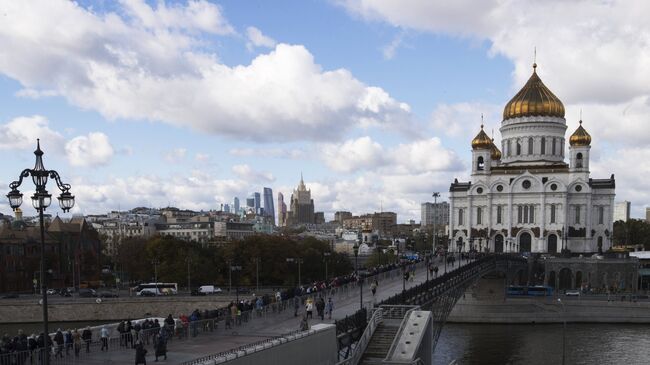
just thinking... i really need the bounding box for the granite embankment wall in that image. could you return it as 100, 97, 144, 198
0, 297, 230, 323
447, 296, 650, 324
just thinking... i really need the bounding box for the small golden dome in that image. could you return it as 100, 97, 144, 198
490, 138, 502, 160
471, 125, 492, 150
503, 64, 565, 120
569, 120, 591, 146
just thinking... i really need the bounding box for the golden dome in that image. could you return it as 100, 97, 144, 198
569, 120, 591, 146
490, 138, 502, 160
471, 125, 492, 150
503, 64, 565, 120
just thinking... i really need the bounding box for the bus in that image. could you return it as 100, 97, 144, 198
506, 285, 553, 297
133, 282, 178, 296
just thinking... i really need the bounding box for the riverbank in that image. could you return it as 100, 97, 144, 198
447, 295, 650, 323
0, 296, 230, 323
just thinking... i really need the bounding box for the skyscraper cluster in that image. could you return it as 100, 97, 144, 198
230, 187, 276, 225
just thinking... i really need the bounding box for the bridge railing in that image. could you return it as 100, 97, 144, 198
336, 307, 383, 365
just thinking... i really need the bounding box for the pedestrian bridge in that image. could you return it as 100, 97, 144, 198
336, 254, 527, 365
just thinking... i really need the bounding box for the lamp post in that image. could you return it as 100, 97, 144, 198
6, 140, 75, 365
558, 298, 566, 365
185, 256, 192, 294
230, 264, 242, 302
353, 242, 363, 310
151, 258, 160, 294
286, 258, 302, 287
432, 192, 440, 258
323, 252, 331, 281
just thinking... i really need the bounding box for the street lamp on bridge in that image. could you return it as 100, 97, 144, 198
353, 242, 363, 310
7, 140, 75, 365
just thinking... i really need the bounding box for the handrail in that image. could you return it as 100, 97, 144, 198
385, 306, 420, 361
336, 307, 383, 365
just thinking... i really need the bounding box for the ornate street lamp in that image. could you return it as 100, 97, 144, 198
353, 242, 363, 310
7, 140, 75, 365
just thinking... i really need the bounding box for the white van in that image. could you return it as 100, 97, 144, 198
198, 285, 222, 295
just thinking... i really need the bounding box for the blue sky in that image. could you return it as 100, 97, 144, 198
0, 0, 649, 221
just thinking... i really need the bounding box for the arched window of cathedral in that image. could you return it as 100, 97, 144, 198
541, 137, 546, 154
550, 204, 556, 223
477, 207, 482, 224
458, 209, 464, 226
517, 206, 523, 223
528, 137, 534, 155
598, 206, 604, 225
497, 206, 502, 224
552, 138, 557, 155
477, 156, 485, 171
529, 205, 535, 223
523, 206, 529, 223
516, 140, 521, 155
506, 140, 511, 157
576, 152, 583, 168
575, 206, 581, 224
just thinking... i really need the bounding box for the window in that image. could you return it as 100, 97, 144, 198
518, 206, 523, 223
458, 209, 464, 226
477, 187, 483, 194
598, 206, 604, 224
575, 185, 582, 192
496, 185, 503, 192
575, 206, 581, 224
497, 206, 502, 224
477, 207, 482, 225
528, 137, 534, 155
516, 140, 521, 155
552, 138, 557, 155
477, 156, 485, 171
550, 183, 557, 191
507, 140, 511, 157
576, 152, 583, 168
522, 180, 531, 189
541, 137, 546, 154
550, 204, 556, 223
529, 206, 534, 223
524, 206, 529, 223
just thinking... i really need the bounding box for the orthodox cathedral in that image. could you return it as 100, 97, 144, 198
449, 63, 615, 254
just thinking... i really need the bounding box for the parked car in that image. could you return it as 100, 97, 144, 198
1, 293, 19, 299
197, 285, 222, 295
97, 290, 119, 298
565, 290, 580, 297
138, 289, 157, 297
78, 288, 97, 298
59, 288, 73, 297
46, 289, 58, 295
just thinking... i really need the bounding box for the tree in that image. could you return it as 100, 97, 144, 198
613, 219, 650, 250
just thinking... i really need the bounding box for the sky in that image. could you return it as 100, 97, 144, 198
0, 0, 649, 222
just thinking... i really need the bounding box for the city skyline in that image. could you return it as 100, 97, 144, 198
1, 1, 649, 222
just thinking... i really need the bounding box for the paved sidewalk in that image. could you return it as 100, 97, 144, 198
74, 257, 470, 364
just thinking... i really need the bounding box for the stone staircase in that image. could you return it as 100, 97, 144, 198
359, 323, 400, 365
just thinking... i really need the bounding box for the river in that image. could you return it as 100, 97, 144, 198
434, 323, 650, 365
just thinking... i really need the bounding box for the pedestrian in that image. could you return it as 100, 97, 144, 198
293, 297, 300, 317
28, 333, 37, 364
134, 340, 147, 365
164, 315, 175, 341
134, 321, 142, 343
305, 298, 313, 319
370, 280, 378, 297
154, 331, 167, 362
53, 328, 64, 358
126, 320, 134, 348
316, 297, 325, 320
82, 326, 92, 353
118, 321, 126, 347
100, 326, 109, 351
72, 329, 81, 357
64, 329, 73, 355
299, 315, 309, 331
325, 298, 334, 320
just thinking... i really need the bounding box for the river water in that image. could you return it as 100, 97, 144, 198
434, 323, 650, 365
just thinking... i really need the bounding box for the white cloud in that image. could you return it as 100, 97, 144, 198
15, 88, 58, 99
228, 147, 304, 159
320, 136, 463, 174
65, 132, 114, 167
246, 26, 277, 51
195, 153, 210, 162
430, 102, 502, 141
0, 0, 411, 142
382, 32, 405, 60
164, 148, 187, 163
321, 136, 386, 172
231, 164, 275, 183
0, 115, 64, 151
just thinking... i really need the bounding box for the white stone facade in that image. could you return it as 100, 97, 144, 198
449, 76, 614, 254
